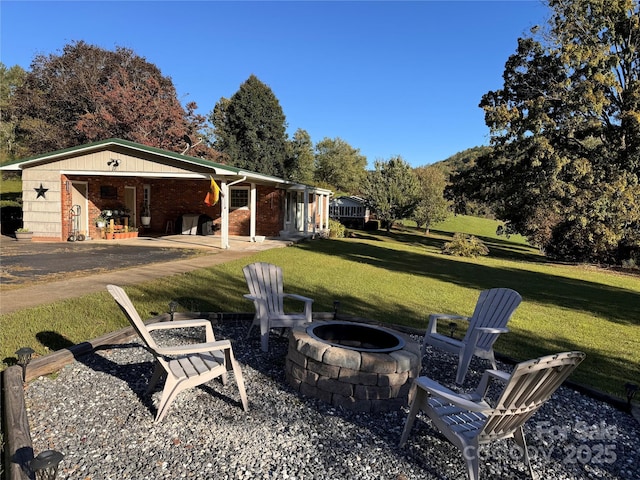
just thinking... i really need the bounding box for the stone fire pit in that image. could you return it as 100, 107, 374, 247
285, 320, 421, 412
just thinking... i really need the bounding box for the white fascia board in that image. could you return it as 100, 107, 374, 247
61, 170, 211, 179
237, 170, 286, 183
0, 163, 21, 171
284, 182, 333, 195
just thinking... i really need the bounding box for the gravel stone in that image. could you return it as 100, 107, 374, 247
25, 320, 639, 479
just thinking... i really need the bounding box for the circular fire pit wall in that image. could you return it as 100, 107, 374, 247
286, 321, 421, 412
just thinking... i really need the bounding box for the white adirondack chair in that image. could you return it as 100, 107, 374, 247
243, 262, 313, 352
422, 288, 522, 384
107, 284, 249, 422
400, 351, 585, 480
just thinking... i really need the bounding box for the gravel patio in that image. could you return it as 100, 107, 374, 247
24, 318, 639, 479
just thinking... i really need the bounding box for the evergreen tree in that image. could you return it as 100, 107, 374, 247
211, 75, 288, 177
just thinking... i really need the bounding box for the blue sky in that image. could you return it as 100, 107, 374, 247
1, 1, 549, 166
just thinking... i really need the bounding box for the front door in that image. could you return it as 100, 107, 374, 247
124, 186, 136, 227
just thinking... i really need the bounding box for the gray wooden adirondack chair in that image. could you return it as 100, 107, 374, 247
107, 284, 249, 422
400, 351, 585, 480
422, 288, 522, 384
243, 262, 313, 352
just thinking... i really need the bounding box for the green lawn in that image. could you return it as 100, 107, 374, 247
0, 174, 22, 207
1, 215, 638, 401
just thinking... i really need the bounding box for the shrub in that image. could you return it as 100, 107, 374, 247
364, 220, 379, 231
442, 233, 489, 257
328, 219, 346, 238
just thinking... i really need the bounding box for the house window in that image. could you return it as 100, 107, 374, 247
230, 188, 249, 209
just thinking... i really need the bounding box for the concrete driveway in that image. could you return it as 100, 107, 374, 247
0, 234, 296, 314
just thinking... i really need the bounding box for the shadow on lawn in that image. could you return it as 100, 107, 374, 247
296, 231, 639, 327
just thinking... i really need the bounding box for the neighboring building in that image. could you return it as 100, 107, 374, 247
329, 195, 370, 229
0, 139, 332, 248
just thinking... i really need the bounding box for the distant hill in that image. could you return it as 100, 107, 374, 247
431, 145, 492, 179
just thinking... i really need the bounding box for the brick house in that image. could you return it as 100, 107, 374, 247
0, 139, 332, 248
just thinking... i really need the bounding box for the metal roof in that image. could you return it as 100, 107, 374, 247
1, 138, 331, 193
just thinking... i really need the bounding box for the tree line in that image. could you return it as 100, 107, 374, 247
1, 0, 638, 265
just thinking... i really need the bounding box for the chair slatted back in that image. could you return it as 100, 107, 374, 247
465, 288, 522, 351
107, 284, 159, 353
243, 262, 285, 315
480, 351, 585, 441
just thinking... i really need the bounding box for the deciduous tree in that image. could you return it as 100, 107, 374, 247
363, 156, 420, 232
314, 137, 367, 193
412, 165, 450, 234
0, 63, 26, 162
10, 41, 205, 156
452, 0, 640, 263
286, 128, 315, 183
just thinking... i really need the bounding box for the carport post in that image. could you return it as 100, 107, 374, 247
220, 181, 229, 249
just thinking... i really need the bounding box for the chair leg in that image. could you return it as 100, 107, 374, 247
230, 356, 249, 411
260, 319, 270, 352
488, 351, 497, 370
462, 441, 480, 480
514, 426, 537, 479
399, 384, 426, 447
155, 376, 185, 423
456, 348, 475, 385
246, 316, 258, 339
146, 362, 165, 394
420, 335, 428, 357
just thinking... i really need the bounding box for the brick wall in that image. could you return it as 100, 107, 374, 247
61, 176, 285, 239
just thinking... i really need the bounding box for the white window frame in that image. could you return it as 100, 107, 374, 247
230, 187, 250, 210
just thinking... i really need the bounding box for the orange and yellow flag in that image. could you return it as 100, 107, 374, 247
204, 176, 221, 206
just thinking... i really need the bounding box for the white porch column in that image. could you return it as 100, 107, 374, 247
250, 183, 257, 240
311, 192, 317, 235
316, 193, 323, 230
324, 194, 330, 229
220, 181, 229, 249
303, 188, 309, 234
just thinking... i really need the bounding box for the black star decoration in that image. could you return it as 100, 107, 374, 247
35, 183, 49, 199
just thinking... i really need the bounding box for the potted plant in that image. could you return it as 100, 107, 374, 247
141, 202, 151, 227
95, 215, 107, 228
15, 227, 33, 242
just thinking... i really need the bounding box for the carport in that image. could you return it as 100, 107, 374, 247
0, 138, 332, 247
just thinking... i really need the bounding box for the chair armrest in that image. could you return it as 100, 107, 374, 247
147, 319, 212, 331
475, 327, 509, 335
147, 319, 215, 342
283, 293, 314, 303
415, 377, 492, 413
466, 326, 509, 350
243, 294, 257, 301
156, 339, 231, 356
474, 368, 511, 399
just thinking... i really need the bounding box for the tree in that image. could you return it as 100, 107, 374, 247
453, 0, 640, 263
0, 63, 26, 162
314, 137, 367, 193
286, 128, 315, 183
9, 41, 206, 156
412, 165, 450, 234
210, 75, 288, 177
363, 156, 420, 232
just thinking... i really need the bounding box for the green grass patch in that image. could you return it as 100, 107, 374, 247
0, 174, 22, 207
1, 216, 638, 401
